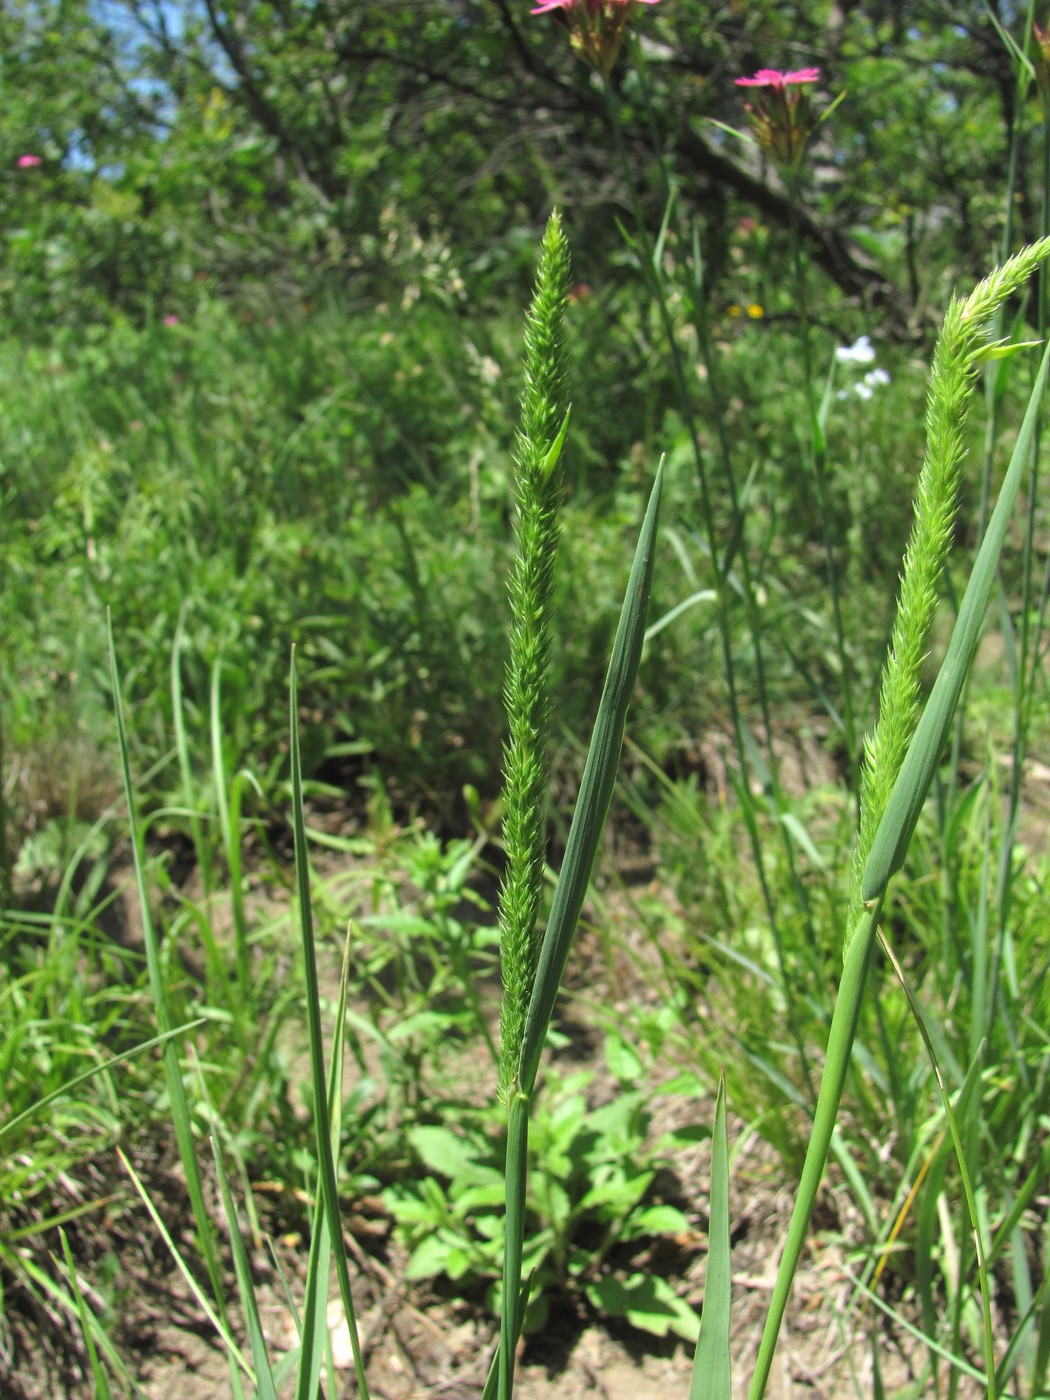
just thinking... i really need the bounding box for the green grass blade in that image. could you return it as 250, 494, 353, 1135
690, 1070, 731, 1400
108, 614, 245, 1400
878, 934, 996, 1400
0, 1021, 205, 1145
748, 900, 881, 1400
516, 461, 663, 1100
211, 658, 260, 1005
20, 1248, 143, 1396
172, 612, 213, 895
58, 1226, 114, 1400
118, 1147, 255, 1381
211, 1137, 280, 1400
289, 648, 370, 1400
498, 1093, 530, 1400
294, 1172, 333, 1400
863, 338, 1050, 903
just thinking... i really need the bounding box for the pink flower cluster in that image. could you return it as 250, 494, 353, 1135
17, 154, 42, 168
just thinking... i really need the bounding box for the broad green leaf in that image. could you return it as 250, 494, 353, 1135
584, 1272, 700, 1341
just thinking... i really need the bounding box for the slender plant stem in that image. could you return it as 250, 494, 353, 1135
498, 1094, 530, 1400
787, 186, 858, 783
600, 64, 818, 1100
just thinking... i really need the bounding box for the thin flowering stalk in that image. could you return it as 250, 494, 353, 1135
592, 43, 821, 1101
752, 240, 1050, 1400
494, 213, 663, 1400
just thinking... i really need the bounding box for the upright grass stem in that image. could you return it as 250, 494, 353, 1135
751, 243, 1050, 1400
496, 215, 663, 1400
496, 212, 571, 1400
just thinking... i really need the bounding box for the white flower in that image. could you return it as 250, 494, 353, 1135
853, 381, 875, 400
835, 334, 876, 366
864, 367, 891, 388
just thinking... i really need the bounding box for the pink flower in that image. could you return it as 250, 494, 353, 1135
531, 0, 659, 10
162, 314, 180, 326
16, 154, 42, 168
734, 68, 820, 89
735, 67, 823, 179
531, 0, 661, 74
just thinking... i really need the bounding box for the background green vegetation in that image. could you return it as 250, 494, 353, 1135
3, 0, 1050, 1394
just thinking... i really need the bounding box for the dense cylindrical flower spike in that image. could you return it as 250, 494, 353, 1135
530, 0, 661, 75
735, 67, 821, 178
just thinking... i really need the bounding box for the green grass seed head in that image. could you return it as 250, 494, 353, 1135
498, 212, 572, 1101
847, 237, 1050, 939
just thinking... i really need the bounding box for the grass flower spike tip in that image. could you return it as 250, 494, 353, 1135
735, 67, 821, 180
530, 0, 661, 75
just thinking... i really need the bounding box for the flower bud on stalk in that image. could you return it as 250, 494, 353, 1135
530, 0, 661, 75
1032, 23, 1050, 121
734, 67, 821, 181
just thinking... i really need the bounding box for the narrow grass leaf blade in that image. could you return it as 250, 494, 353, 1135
118, 1147, 255, 1381
878, 934, 996, 1399
0, 1021, 205, 1144
294, 1174, 332, 1400
863, 339, 1050, 902
108, 615, 244, 1398
289, 650, 370, 1400
211, 1139, 280, 1400
58, 1227, 113, 1400
517, 463, 663, 1098
691, 1071, 731, 1400
748, 902, 880, 1400
16, 1251, 141, 1395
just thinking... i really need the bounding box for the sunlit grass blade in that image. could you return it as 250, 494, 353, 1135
211, 656, 261, 1007
289, 647, 370, 1399
118, 1146, 254, 1381
172, 613, 213, 896
863, 337, 1050, 904
0, 1021, 205, 1145
211, 1137, 280, 1400
17, 1247, 140, 1395
295, 1165, 333, 1400
108, 613, 245, 1400
690, 1071, 731, 1400
878, 932, 996, 1400
58, 1226, 114, 1400
748, 899, 881, 1400
516, 460, 664, 1100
